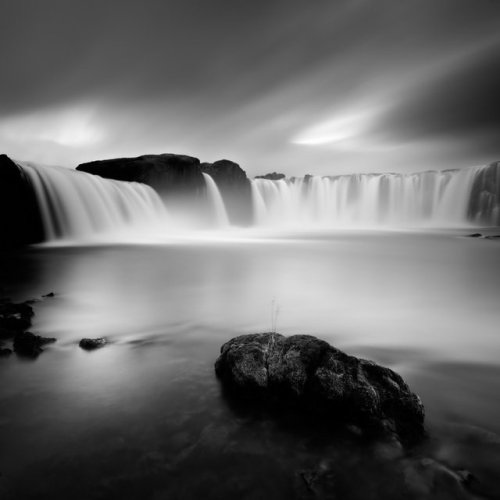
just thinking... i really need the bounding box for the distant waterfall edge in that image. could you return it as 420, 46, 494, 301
8, 159, 500, 244
251, 164, 500, 228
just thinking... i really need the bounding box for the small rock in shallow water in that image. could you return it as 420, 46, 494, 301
79, 338, 107, 350
215, 333, 425, 443
13, 331, 56, 357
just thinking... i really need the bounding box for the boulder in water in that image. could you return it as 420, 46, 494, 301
79, 337, 107, 350
215, 333, 425, 443
13, 331, 56, 357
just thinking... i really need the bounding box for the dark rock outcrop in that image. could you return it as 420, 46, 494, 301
77, 154, 205, 195
1, 296, 58, 358
0, 300, 34, 332
201, 159, 249, 187
79, 337, 107, 350
201, 159, 252, 225
255, 172, 286, 181
467, 161, 500, 226
0, 155, 44, 246
13, 331, 56, 357
215, 333, 425, 443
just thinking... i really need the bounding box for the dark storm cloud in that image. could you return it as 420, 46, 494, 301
1, 0, 500, 172
0, 0, 355, 114
373, 42, 500, 143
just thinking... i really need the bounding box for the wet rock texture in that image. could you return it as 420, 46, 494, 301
77, 154, 205, 195
13, 331, 56, 357
79, 337, 107, 350
0, 295, 56, 357
215, 333, 425, 443
0, 300, 34, 332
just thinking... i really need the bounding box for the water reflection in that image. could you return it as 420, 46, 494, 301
0, 232, 500, 498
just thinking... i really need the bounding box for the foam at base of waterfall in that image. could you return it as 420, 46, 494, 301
16, 160, 499, 245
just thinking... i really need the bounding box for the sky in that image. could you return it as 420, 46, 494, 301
1, 0, 500, 176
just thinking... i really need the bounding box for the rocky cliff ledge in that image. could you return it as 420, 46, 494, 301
77, 154, 205, 195
201, 159, 252, 224
0, 155, 44, 246
215, 333, 425, 444
78, 154, 253, 225
468, 160, 500, 226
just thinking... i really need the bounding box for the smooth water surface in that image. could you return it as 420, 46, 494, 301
1, 231, 500, 499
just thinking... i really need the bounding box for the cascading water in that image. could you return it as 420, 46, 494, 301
11, 159, 500, 244
251, 165, 496, 228
202, 173, 230, 227
20, 161, 169, 241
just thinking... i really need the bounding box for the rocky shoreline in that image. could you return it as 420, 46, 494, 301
0, 294, 107, 357
0, 296, 54, 357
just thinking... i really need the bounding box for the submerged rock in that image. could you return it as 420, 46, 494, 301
13, 331, 56, 357
215, 333, 425, 443
79, 338, 107, 350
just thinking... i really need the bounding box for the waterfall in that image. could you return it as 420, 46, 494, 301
10, 159, 500, 244
202, 173, 230, 227
250, 165, 498, 228
20, 161, 168, 241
